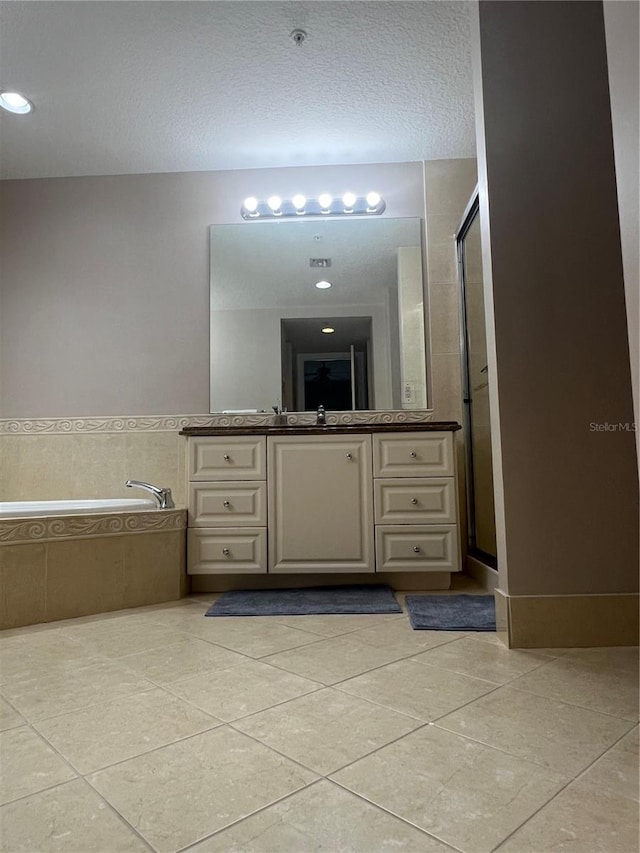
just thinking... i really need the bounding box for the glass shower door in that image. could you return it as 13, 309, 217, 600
457, 194, 497, 566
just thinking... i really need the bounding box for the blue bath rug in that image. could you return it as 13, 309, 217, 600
205, 585, 402, 617
406, 594, 496, 631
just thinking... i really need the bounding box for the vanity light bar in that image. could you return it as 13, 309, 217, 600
240, 193, 386, 220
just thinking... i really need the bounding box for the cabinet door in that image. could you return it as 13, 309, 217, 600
268, 435, 374, 573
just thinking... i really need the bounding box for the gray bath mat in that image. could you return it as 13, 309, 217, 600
205, 585, 402, 617
406, 594, 496, 631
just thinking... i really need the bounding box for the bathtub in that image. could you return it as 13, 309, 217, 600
0, 498, 188, 629
0, 498, 157, 518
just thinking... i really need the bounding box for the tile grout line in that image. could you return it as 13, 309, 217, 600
175, 775, 464, 853
326, 776, 466, 853
0, 671, 160, 726
171, 778, 328, 853
160, 676, 329, 725
499, 676, 640, 723
253, 632, 473, 685
488, 723, 640, 852
331, 671, 504, 725
408, 645, 564, 685
431, 707, 636, 777
0, 717, 157, 852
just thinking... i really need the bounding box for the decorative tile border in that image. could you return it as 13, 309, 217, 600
0, 415, 228, 435
0, 410, 434, 434
286, 410, 434, 426
0, 509, 187, 545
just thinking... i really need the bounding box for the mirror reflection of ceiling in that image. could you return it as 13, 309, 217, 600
211, 219, 422, 310
0, 1, 474, 179
282, 318, 372, 353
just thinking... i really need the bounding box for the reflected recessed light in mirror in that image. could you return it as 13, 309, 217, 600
315, 280, 332, 289
321, 326, 335, 334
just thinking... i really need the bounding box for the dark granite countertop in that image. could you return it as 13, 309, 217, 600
180, 421, 461, 436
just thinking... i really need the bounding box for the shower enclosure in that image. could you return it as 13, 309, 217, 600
456, 191, 497, 569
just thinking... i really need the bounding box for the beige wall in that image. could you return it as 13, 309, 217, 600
604, 0, 640, 460
473, 0, 638, 604
0, 161, 424, 419
423, 158, 478, 570
424, 159, 477, 422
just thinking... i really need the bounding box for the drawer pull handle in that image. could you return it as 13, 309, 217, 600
411, 498, 418, 505
222, 547, 230, 556
346, 453, 353, 460
223, 454, 231, 461
223, 500, 231, 508
413, 546, 421, 553
410, 451, 417, 459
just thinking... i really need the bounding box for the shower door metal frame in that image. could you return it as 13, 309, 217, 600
455, 187, 497, 569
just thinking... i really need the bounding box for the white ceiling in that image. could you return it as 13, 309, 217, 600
0, 1, 476, 180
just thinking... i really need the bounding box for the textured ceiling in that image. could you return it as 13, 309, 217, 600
0, 1, 475, 179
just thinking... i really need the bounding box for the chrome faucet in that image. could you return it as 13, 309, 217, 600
125, 480, 175, 509
316, 404, 326, 425
272, 404, 288, 426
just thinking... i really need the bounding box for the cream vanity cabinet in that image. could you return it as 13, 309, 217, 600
185, 427, 460, 576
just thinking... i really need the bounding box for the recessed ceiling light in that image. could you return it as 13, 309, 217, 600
0, 91, 33, 114
315, 280, 332, 289
321, 326, 335, 334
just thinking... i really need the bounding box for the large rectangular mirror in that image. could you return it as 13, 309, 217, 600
210, 217, 428, 413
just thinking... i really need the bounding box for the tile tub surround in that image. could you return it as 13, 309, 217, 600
0, 509, 187, 629
0, 597, 637, 853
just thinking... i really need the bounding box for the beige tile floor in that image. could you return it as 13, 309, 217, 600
0, 584, 638, 853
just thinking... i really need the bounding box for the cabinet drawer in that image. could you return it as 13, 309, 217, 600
189, 482, 266, 527
375, 525, 459, 572
189, 436, 266, 481
188, 528, 266, 574
373, 432, 454, 477
374, 478, 456, 524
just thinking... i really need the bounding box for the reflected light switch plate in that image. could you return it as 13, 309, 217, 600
404, 382, 416, 403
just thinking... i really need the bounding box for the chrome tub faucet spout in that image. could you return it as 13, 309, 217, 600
125, 480, 175, 509
316, 404, 326, 425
